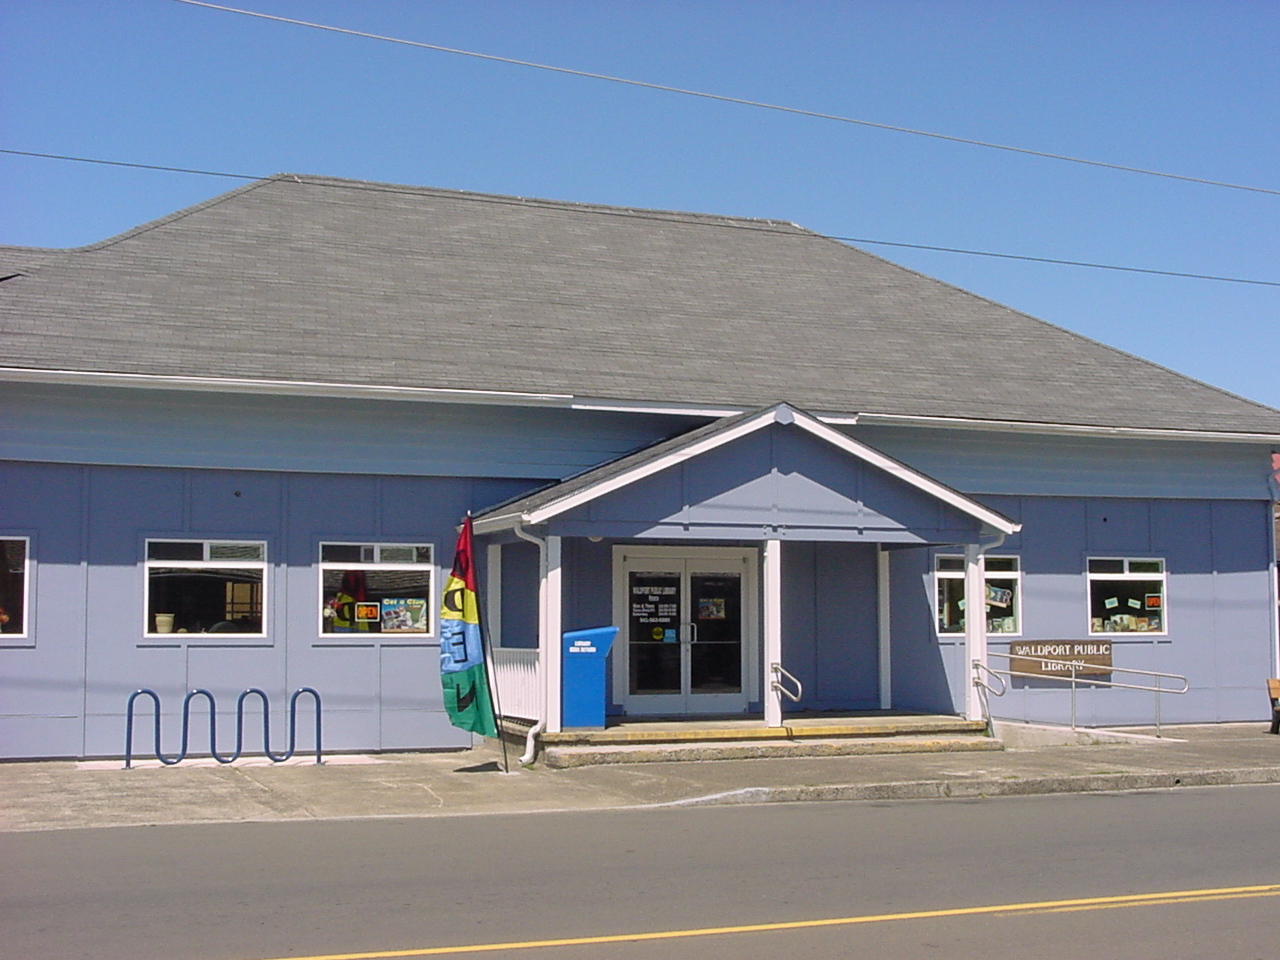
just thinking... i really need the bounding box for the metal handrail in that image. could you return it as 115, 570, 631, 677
973, 660, 1007, 697
770, 663, 804, 703
125, 687, 323, 768
978, 652, 1188, 737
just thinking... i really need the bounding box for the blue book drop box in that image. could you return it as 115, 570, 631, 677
561, 626, 618, 729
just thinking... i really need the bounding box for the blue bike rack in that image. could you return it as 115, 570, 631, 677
125, 687, 322, 768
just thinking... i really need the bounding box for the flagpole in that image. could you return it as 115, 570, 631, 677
471, 514, 512, 774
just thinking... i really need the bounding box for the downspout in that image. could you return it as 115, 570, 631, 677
965, 530, 1006, 725
513, 523, 546, 765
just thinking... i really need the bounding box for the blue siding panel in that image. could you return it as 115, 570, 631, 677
782, 542, 881, 711
887, 547, 959, 714
807, 542, 880, 708
849, 424, 1273, 500
498, 541, 540, 649
1, 382, 697, 480
0, 462, 88, 756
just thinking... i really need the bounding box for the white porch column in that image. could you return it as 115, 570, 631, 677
763, 537, 784, 727
485, 543, 503, 649
877, 545, 892, 710
963, 543, 988, 722
542, 535, 564, 734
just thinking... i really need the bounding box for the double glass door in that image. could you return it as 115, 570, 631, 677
617, 549, 754, 715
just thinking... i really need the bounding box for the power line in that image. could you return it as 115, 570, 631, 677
170, 0, 1280, 199
3, 147, 1279, 289
826, 236, 1280, 288
0, 148, 260, 181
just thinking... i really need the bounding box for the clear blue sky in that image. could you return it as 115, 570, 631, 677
3, 1, 1277, 409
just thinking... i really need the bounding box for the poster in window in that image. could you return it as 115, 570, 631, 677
381, 597, 428, 633
985, 584, 1013, 609
630, 573, 680, 644
698, 597, 726, 620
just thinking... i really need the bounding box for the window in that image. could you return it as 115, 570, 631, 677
146, 540, 266, 636
0, 538, 28, 636
1088, 557, 1165, 634
936, 555, 1021, 635
319, 543, 434, 636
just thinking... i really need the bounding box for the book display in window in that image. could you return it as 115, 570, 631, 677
319, 543, 434, 635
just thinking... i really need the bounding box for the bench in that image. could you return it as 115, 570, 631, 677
1269, 679, 1280, 735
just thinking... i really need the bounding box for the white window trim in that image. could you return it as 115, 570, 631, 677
317, 541, 437, 640
143, 538, 268, 639
0, 535, 31, 643
936, 554, 1023, 637
1086, 556, 1167, 637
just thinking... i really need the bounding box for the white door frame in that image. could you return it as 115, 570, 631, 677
612, 545, 759, 716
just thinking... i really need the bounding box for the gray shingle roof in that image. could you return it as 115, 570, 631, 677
3, 173, 1279, 435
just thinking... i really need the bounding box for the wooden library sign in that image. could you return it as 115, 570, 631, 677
1009, 640, 1112, 678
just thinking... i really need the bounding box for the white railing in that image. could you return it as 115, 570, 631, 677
490, 648, 542, 722
770, 663, 804, 703
977, 652, 1188, 737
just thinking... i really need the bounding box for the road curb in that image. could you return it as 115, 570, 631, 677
667, 766, 1280, 806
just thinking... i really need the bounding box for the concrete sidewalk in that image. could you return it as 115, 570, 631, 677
2, 723, 1278, 832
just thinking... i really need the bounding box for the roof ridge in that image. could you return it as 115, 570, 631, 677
2, 173, 809, 255
273, 173, 804, 231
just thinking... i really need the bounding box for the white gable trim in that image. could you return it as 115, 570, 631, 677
474, 403, 1020, 535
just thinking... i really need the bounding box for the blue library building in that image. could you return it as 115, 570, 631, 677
2, 174, 1278, 759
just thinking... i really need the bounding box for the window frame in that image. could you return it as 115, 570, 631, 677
143, 538, 268, 639
0, 535, 31, 642
317, 541, 437, 640
935, 554, 1023, 637
1086, 556, 1167, 636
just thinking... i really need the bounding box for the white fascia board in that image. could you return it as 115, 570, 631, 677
847, 410, 1280, 445
0, 367, 572, 406
791, 411, 1021, 535
0, 367, 752, 419
568, 397, 746, 418
471, 512, 530, 535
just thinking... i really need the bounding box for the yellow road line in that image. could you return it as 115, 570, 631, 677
256, 883, 1280, 960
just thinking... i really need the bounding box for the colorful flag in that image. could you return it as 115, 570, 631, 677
438, 516, 498, 737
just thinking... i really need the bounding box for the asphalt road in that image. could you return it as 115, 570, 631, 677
3, 785, 1279, 960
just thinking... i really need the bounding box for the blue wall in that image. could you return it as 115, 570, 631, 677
3, 447, 1275, 756
780, 541, 881, 711
0, 460, 540, 759
888, 495, 1277, 724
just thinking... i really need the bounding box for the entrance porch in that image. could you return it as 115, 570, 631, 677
472, 403, 1020, 744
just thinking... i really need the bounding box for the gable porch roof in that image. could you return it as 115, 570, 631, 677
472, 402, 1020, 539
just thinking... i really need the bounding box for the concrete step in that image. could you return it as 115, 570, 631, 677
532, 716, 989, 747
541, 734, 1002, 769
